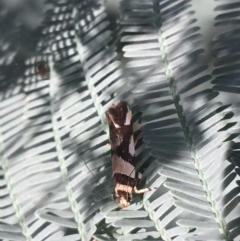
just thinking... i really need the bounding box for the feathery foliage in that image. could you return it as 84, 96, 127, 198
1, 0, 240, 240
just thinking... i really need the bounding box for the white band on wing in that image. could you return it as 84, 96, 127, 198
124, 109, 132, 125
112, 154, 135, 178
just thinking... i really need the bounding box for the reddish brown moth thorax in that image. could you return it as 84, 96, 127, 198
106, 101, 154, 208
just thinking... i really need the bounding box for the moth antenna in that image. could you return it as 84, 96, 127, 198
83, 159, 119, 207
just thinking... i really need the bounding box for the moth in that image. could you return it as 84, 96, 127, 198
36, 61, 50, 78
106, 100, 155, 208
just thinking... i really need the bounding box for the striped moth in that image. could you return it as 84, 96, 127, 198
106, 100, 155, 208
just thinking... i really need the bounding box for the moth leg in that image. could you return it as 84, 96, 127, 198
134, 186, 156, 194
134, 133, 142, 147
134, 187, 149, 194
114, 186, 119, 196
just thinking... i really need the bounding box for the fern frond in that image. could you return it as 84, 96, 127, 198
115, 0, 240, 240
21, 0, 126, 240
212, 1, 240, 95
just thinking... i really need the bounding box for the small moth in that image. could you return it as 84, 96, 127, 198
106, 100, 154, 208
36, 61, 50, 78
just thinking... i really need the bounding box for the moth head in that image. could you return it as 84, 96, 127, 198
112, 191, 131, 209
119, 196, 131, 208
